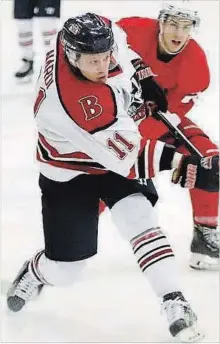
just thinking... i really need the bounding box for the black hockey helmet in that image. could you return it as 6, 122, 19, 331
61, 13, 115, 56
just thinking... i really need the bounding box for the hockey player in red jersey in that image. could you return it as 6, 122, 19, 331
6, 13, 219, 341
117, 1, 219, 270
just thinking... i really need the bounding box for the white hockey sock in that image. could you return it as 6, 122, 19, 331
131, 228, 181, 297
29, 250, 86, 286
38, 17, 59, 49
111, 194, 182, 298
16, 19, 34, 60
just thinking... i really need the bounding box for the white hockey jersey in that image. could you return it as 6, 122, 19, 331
34, 25, 143, 182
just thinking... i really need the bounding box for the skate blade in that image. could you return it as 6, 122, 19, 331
176, 325, 205, 343
189, 253, 219, 271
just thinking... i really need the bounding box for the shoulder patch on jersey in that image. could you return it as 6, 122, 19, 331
55, 36, 118, 133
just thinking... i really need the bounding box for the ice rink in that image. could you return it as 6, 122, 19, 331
1, 1, 219, 343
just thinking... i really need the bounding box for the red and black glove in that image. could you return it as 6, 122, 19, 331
133, 59, 168, 115
172, 155, 219, 192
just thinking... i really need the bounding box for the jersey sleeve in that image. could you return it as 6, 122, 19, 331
128, 137, 180, 180
167, 41, 210, 118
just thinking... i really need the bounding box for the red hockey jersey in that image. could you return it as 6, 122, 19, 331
117, 17, 210, 140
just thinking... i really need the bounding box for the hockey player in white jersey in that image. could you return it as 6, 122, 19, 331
7, 13, 219, 342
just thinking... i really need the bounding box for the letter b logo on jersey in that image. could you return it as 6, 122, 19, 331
78, 95, 102, 121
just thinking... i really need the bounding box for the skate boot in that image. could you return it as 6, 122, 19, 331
7, 260, 43, 312
14, 58, 33, 82
189, 224, 219, 270
162, 292, 204, 342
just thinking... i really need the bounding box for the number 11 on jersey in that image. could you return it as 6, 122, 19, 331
107, 132, 135, 159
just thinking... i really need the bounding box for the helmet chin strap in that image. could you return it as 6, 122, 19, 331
158, 22, 190, 55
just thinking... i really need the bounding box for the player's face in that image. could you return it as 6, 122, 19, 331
77, 51, 111, 83
161, 17, 193, 53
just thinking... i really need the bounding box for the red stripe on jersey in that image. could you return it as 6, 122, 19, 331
148, 140, 157, 178
128, 166, 136, 179
39, 133, 93, 160
139, 138, 147, 155
56, 37, 117, 134
127, 137, 147, 179
139, 248, 173, 268
37, 152, 108, 175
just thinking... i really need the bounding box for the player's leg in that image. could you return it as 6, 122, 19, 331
7, 173, 100, 312
101, 174, 203, 342
176, 117, 219, 270
13, 0, 34, 81
35, 0, 60, 51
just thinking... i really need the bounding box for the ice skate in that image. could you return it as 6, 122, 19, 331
14, 58, 33, 83
162, 292, 204, 342
7, 260, 43, 312
189, 224, 219, 270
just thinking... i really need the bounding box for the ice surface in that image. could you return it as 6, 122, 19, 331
1, 1, 219, 343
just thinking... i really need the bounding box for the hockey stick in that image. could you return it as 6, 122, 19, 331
156, 111, 203, 157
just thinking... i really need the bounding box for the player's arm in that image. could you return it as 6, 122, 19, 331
167, 87, 208, 119
116, 16, 150, 56
115, 19, 168, 114
167, 45, 210, 118
133, 138, 219, 192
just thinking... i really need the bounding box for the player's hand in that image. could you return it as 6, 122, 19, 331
133, 59, 168, 115
172, 155, 219, 192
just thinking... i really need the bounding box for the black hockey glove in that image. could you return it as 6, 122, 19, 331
133, 59, 168, 116
172, 155, 219, 192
